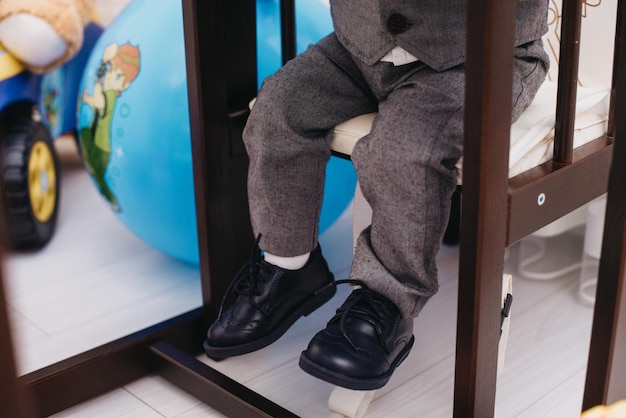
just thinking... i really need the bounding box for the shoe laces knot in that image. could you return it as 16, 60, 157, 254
318, 279, 397, 353
217, 234, 272, 319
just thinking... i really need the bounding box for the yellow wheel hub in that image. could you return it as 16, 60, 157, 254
28, 141, 57, 223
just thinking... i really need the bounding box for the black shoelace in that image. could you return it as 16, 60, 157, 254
217, 234, 273, 319
316, 279, 396, 353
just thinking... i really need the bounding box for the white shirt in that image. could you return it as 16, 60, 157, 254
380, 46, 419, 66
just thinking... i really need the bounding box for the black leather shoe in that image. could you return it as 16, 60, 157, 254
204, 235, 335, 358
299, 281, 414, 390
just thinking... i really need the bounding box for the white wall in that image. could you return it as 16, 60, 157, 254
543, 0, 617, 88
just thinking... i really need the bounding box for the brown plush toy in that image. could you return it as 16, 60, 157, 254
0, 0, 94, 73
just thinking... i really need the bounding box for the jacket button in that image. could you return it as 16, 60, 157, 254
387, 13, 410, 34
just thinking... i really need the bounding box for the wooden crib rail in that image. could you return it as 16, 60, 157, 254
554, 0, 583, 166
502, 0, 615, 245
458, 0, 624, 415
455, 1, 518, 414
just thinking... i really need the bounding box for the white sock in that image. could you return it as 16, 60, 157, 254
264, 252, 310, 270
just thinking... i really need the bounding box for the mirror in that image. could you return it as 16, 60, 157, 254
3, 0, 202, 376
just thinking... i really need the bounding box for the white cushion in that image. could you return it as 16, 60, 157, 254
330, 81, 610, 181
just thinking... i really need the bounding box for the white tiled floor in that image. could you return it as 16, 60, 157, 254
50, 374, 217, 418
41, 222, 599, 417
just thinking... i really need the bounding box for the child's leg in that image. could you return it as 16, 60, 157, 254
204, 34, 376, 358
349, 64, 466, 319
300, 49, 548, 390
243, 34, 377, 258
350, 45, 548, 319
299, 63, 466, 390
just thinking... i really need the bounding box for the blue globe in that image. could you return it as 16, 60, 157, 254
78, 0, 196, 264
77, 0, 356, 268
256, 0, 335, 86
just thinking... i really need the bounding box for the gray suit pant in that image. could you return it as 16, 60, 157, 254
243, 34, 548, 318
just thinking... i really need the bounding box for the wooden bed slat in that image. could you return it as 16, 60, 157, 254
507, 136, 613, 245
453, 0, 517, 415
553, 0, 583, 166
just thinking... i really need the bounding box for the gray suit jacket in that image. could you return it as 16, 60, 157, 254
331, 0, 549, 71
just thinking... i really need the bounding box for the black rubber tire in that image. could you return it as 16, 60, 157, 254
0, 101, 61, 249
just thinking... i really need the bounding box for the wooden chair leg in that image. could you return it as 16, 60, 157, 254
454, 0, 517, 415
583, 3, 626, 407
582, 125, 626, 410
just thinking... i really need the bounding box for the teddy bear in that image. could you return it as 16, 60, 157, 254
0, 0, 94, 73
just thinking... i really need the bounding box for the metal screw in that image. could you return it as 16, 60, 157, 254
537, 193, 546, 206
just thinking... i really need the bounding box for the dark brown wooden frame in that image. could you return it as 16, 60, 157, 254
456, 0, 625, 415
0, 248, 33, 418
0, 0, 623, 417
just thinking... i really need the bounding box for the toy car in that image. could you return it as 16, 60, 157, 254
0, 22, 101, 249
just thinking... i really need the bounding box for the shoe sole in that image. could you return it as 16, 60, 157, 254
204, 283, 336, 359
298, 336, 415, 390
